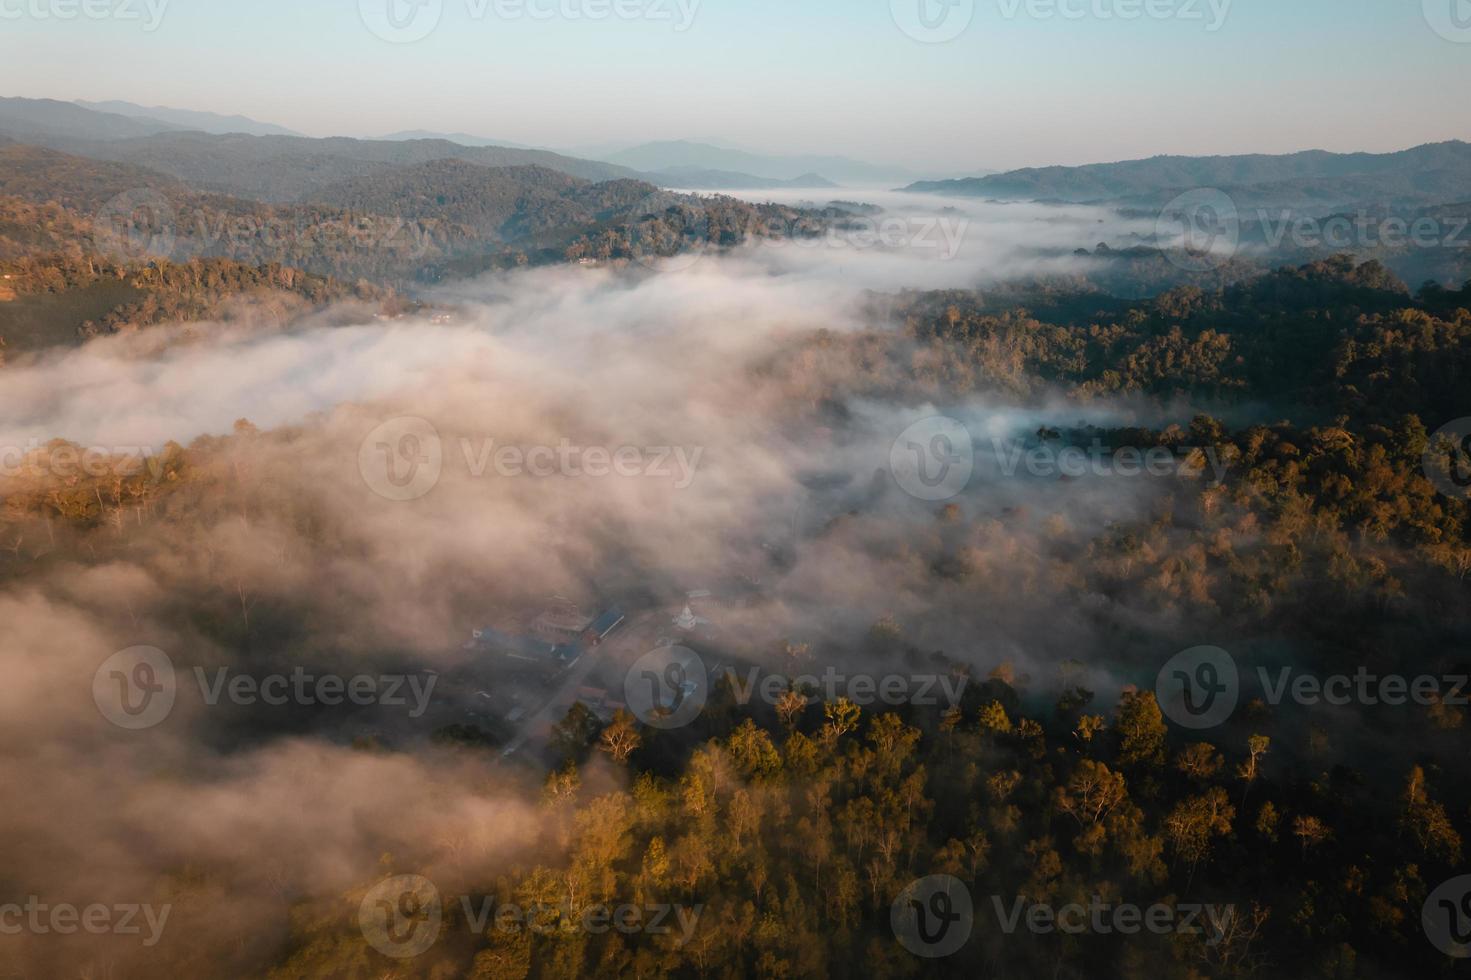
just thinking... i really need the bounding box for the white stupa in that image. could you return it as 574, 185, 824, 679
673, 604, 702, 631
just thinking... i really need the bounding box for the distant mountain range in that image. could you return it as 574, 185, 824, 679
594, 140, 924, 185
74, 100, 303, 137
376, 130, 533, 150
0, 100, 912, 200
0, 99, 642, 201
0, 97, 180, 142
650, 167, 838, 191
7, 104, 971, 192
902, 141, 1471, 211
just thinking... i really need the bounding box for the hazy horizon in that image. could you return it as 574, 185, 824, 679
2, 0, 1468, 171
9, 88, 1471, 179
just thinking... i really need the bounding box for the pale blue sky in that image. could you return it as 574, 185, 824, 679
1, 0, 1466, 171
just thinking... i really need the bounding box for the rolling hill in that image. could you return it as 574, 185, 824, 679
0, 96, 181, 142
26, 131, 647, 202
75, 100, 304, 137
903, 141, 1471, 210
0, 99, 649, 201
306, 160, 662, 240
376, 130, 532, 149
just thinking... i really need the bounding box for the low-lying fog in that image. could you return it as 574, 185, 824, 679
1, 192, 1153, 451
0, 193, 1207, 975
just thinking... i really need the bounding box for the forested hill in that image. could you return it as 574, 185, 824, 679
0, 144, 833, 349
0, 97, 646, 200
0, 143, 187, 210
904, 140, 1471, 208
306, 161, 662, 239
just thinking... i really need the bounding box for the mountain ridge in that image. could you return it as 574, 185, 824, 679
74, 100, 303, 138
902, 140, 1471, 208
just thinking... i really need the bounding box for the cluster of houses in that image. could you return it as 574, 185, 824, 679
469, 596, 624, 674
574, 590, 717, 722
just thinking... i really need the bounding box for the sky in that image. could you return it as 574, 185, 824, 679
0, 0, 1467, 172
